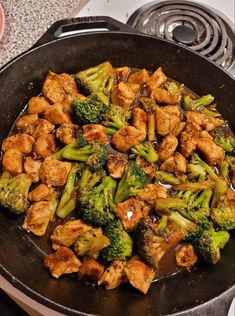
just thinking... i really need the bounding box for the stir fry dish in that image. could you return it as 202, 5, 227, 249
0, 62, 234, 294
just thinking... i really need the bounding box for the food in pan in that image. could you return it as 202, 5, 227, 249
0, 61, 234, 294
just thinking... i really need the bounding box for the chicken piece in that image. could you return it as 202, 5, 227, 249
62, 93, 85, 113
136, 156, 156, 182
56, 123, 80, 145
2, 134, 35, 154
163, 105, 181, 117
44, 103, 72, 125
28, 183, 54, 202
31, 118, 55, 138
28, 96, 50, 114
140, 184, 167, 205
50, 219, 91, 250
112, 126, 146, 153
2, 149, 23, 175
155, 107, 181, 136
56, 73, 78, 95
160, 152, 187, 173
82, 124, 108, 145
197, 137, 225, 166
44, 246, 81, 278
16, 114, 39, 133
150, 87, 179, 104
132, 108, 148, 134
127, 69, 149, 85
78, 256, 104, 280
114, 66, 130, 83
171, 121, 186, 137
116, 198, 143, 231
175, 244, 198, 268
158, 135, 178, 161
179, 122, 201, 158
185, 111, 224, 132
111, 82, 139, 109
39, 156, 72, 186
22, 201, 53, 236
106, 153, 127, 179
147, 67, 168, 91
124, 256, 155, 294
33, 133, 57, 158
24, 157, 42, 183
98, 260, 127, 289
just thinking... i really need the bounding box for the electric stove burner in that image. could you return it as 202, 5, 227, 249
127, 0, 235, 72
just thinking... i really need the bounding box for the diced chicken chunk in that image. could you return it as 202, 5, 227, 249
83, 124, 108, 144
78, 256, 104, 280
111, 82, 139, 109
158, 135, 178, 161
160, 152, 187, 173
124, 256, 155, 294
179, 122, 201, 158
107, 154, 127, 179
127, 69, 149, 85
50, 219, 91, 250
132, 107, 148, 133
44, 103, 71, 125
164, 105, 181, 117
39, 156, 72, 186
24, 157, 42, 183
56, 123, 80, 144
147, 67, 167, 91
112, 126, 146, 152
185, 111, 224, 131
171, 121, 186, 137
33, 133, 57, 158
116, 198, 143, 231
28, 96, 50, 114
2, 134, 35, 154
2, 149, 23, 175
31, 119, 55, 138
114, 66, 130, 83
98, 260, 127, 289
150, 87, 179, 104
140, 184, 167, 205
175, 244, 198, 268
22, 201, 53, 236
136, 156, 156, 182
155, 107, 181, 136
16, 114, 38, 133
28, 183, 54, 202
197, 136, 225, 165
44, 246, 81, 278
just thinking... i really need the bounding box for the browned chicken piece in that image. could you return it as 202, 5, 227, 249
78, 256, 104, 280
57, 73, 79, 95
44, 103, 72, 125
24, 157, 42, 183
2, 134, 35, 154
179, 122, 201, 158
140, 184, 167, 205
2, 149, 23, 175
147, 67, 168, 91
56, 123, 79, 144
44, 246, 81, 278
124, 256, 155, 294
33, 133, 57, 158
175, 244, 198, 268
114, 66, 130, 83
39, 156, 72, 186
197, 136, 225, 165
28, 183, 54, 202
136, 156, 156, 182
171, 121, 186, 137
16, 114, 39, 133
158, 135, 178, 161
142, 204, 152, 218
111, 82, 139, 109
155, 107, 181, 136
185, 111, 224, 132
127, 69, 149, 85
50, 219, 92, 250
62, 93, 85, 113
112, 126, 146, 153
22, 201, 54, 236
150, 87, 179, 104
31, 118, 55, 138
98, 260, 127, 289
116, 198, 143, 231
132, 107, 148, 134
160, 152, 187, 173
163, 105, 181, 117
83, 124, 108, 145
107, 153, 127, 179
28, 96, 50, 114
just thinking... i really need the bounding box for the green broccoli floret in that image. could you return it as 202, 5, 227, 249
139, 97, 157, 142
73, 227, 110, 259
75, 61, 114, 95
155, 170, 183, 185
101, 220, 133, 261
0, 172, 32, 215
114, 162, 148, 204
210, 178, 228, 209
73, 92, 109, 125
183, 94, 215, 111
164, 81, 184, 96
187, 163, 207, 182
211, 202, 235, 231
139, 97, 157, 109
104, 103, 131, 135
130, 141, 158, 163
214, 135, 235, 155
194, 229, 230, 264
189, 153, 219, 181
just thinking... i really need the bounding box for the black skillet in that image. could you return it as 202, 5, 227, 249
0, 16, 234, 316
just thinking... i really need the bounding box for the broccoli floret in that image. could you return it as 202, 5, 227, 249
76, 61, 114, 95
189, 153, 219, 181
155, 170, 183, 185
195, 229, 230, 264
214, 135, 235, 155
164, 81, 184, 96
104, 103, 131, 135
114, 162, 148, 204
101, 220, 133, 261
210, 178, 228, 209
183, 94, 214, 111
0, 172, 32, 215
211, 203, 235, 231
139, 97, 157, 109
73, 92, 109, 125
73, 227, 110, 259
130, 141, 158, 163
54, 134, 88, 160
139, 97, 157, 142
187, 163, 207, 182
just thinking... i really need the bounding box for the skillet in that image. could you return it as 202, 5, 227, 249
0, 16, 234, 316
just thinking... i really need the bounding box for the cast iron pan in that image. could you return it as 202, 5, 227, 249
0, 16, 234, 316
